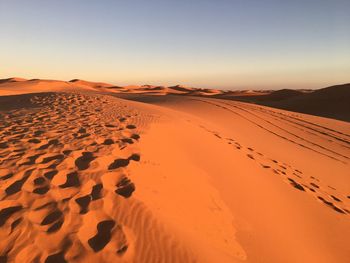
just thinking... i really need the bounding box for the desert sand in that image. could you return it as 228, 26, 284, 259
0, 78, 349, 263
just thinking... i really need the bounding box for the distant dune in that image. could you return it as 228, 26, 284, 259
249, 89, 305, 101
0, 77, 349, 122
262, 84, 350, 122
0, 77, 27, 84
69, 79, 115, 89
223, 84, 350, 122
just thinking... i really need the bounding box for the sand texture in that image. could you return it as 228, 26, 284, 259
0, 79, 349, 262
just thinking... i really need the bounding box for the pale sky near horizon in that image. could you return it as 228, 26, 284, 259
1, 0, 349, 89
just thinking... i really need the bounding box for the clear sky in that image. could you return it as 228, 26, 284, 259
1, 0, 349, 89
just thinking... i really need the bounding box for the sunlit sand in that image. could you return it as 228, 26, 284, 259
0, 78, 349, 262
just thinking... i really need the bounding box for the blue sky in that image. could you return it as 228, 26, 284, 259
1, 0, 349, 89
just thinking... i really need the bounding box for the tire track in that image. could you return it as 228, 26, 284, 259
216, 100, 350, 161
190, 98, 346, 163
241, 103, 350, 150
239, 102, 350, 146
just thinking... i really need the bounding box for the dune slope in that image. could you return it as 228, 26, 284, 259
0, 80, 349, 262
0, 92, 196, 262
223, 84, 350, 122
120, 94, 350, 262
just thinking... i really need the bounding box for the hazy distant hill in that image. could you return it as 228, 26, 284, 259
1, 77, 349, 122
227, 84, 350, 122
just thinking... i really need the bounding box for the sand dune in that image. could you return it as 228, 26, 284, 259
68, 79, 115, 89
2, 78, 348, 122
0, 79, 78, 96
0, 78, 226, 97
224, 84, 350, 122
0, 78, 27, 84
0, 92, 196, 262
123, 95, 350, 262
0, 78, 349, 262
0, 78, 123, 96
263, 83, 350, 121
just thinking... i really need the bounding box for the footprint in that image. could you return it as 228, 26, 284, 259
247, 154, 254, 160
0, 206, 22, 227
105, 124, 118, 128
44, 170, 58, 180
103, 139, 114, 145
115, 177, 135, 198
33, 130, 45, 136
117, 245, 128, 256
28, 138, 41, 144
0, 172, 14, 181
20, 154, 41, 166
330, 195, 342, 202
91, 184, 103, 200
108, 154, 140, 170
5, 175, 30, 196
288, 178, 305, 191
280, 170, 286, 175
39, 139, 60, 150
310, 182, 319, 189
0, 142, 9, 149
41, 154, 64, 164
126, 124, 136, 129
33, 186, 50, 195
214, 134, 221, 139
293, 173, 302, 178
108, 158, 129, 170
11, 217, 22, 231
41, 210, 63, 226
75, 195, 91, 214
88, 220, 116, 252
130, 134, 140, 140
121, 138, 133, 144
75, 152, 95, 170
63, 150, 72, 156
47, 220, 64, 233
77, 127, 86, 133
310, 176, 319, 181
33, 177, 46, 185
76, 133, 90, 139
305, 186, 316, 192
45, 252, 67, 263
317, 196, 345, 214
129, 154, 140, 162
59, 172, 80, 188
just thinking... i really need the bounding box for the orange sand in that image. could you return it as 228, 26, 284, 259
0, 78, 349, 262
